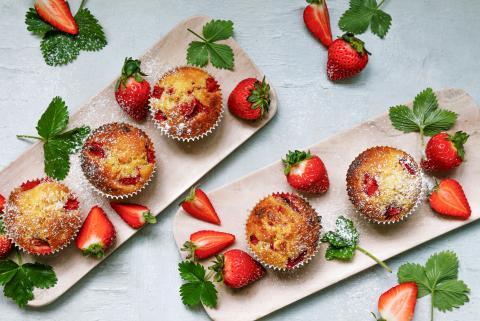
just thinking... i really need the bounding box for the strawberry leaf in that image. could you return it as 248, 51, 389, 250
36, 97, 69, 139
186, 41, 210, 67
339, 0, 392, 39
397, 263, 431, 298
43, 139, 71, 180
25, 8, 55, 36
178, 261, 217, 308
321, 216, 358, 260
433, 279, 470, 312
74, 8, 107, 52
203, 19, 233, 42
22, 263, 57, 289
40, 31, 80, 66
207, 43, 234, 70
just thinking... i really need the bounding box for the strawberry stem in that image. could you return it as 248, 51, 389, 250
430, 291, 435, 321
357, 246, 392, 273
78, 0, 87, 13
16, 250, 22, 266
377, 0, 386, 8
187, 28, 208, 42
16, 135, 43, 141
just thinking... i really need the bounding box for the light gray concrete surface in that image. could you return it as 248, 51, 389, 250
0, 0, 479, 320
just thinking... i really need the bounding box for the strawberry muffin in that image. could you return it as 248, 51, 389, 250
246, 192, 321, 271
346, 146, 423, 224
149, 67, 223, 141
2, 178, 81, 255
81, 123, 155, 198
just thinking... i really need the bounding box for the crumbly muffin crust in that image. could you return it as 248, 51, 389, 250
149, 66, 223, 140
346, 146, 422, 223
246, 193, 321, 270
81, 123, 155, 197
3, 178, 81, 255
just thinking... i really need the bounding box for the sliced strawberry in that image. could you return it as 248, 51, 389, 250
377, 282, 418, 321
86, 142, 105, 158
31, 238, 52, 255
151, 85, 164, 99
385, 205, 402, 220
283, 150, 329, 194
249, 234, 259, 245
182, 230, 235, 260
364, 173, 378, 196
399, 158, 416, 175
303, 0, 333, 48
76, 206, 116, 258
429, 179, 471, 220
110, 202, 156, 229
206, 77, 220, 92
287, 250, 307, 269
34, 0, 78, 35
119, 172, 141, 185
146, 147, 155, 164
210, 249, 265, 289
64, 197, 79, 211
0, 194, 5, 213
21, 179, 42, 191
181, 187, 221, 225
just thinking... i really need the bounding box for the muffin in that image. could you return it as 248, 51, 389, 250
245, 192, 321, 271
81, 123, 156, 198
149, 66, 223, 141
2, 178, 81, 255
346, 146, 423, 224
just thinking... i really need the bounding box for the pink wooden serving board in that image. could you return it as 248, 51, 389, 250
0, 15, 277, 307
173, 89, 479, 321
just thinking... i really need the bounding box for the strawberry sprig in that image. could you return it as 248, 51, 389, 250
17, 97, 90, 180
321, 216, 392, 272
25, 0, 107, 66
339, 0, 392, 39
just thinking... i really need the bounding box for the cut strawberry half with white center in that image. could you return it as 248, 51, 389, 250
110, 202, 156, 229
181, 230, 235, 260
377, 282, 418, 321
76, 206, 116, 258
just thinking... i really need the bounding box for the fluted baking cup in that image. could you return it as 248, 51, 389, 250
2, 178, 82, 256
149, 66, 224, 142
80, 123, 157, 199
245, 192, 322, 272
346, 146, 425, 225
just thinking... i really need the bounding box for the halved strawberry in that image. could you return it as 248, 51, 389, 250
429, 179, 471, 220
282, 150, 329, 194
110, 202, 156, 229
303, 0, 333, 48
76, 206, 116, 258
182, 230, 235, 260
34, 0, 78, 35
377, 282, 418, 321
181, 187, 221, 225
210, 249, 265, 289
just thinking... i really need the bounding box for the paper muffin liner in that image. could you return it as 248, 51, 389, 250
244, 192, 322, 272
80, 123, 157, 200
346, 146, 426, 225
148, 66, 224, 142
1, 178, 82, 256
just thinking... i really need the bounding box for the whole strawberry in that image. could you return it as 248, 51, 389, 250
283, 150, 329, 194
210, 249, 265, 289
115, 57, 151, 121
228, 77, 271, 120
327, 33, 369, 81
422, 131, 469, 172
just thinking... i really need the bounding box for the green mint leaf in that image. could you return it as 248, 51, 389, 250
339, 0, 377, 35
36, 96, 69, 139
425, 251, 459, 286
370, 9, 392, 38
43, 138, 71, 180
186, 41, 209, 67
0, 260, 19, 286
433, 279, 470, 312
74, 8, 107, 52
22, 263, 57, 289
321, 216, 359, 261
40, 31, 80, 66
25, 8, 55, 36
397, 263, 431, 298
56, 126, 91, 153
186, 19, 235, 70
389, 88, 458, 136
3, 267, 34, 308
206, 43, 234, 70
203, 19, 234, 42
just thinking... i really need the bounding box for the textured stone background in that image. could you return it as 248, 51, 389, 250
1, 0, 479, 320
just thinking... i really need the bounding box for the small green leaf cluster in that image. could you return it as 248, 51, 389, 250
339, 0, 392, 39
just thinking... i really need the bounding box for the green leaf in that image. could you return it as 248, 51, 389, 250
44, 138, 71, 180
74, 8, 107, 52
0, 260, 19, 286
56, 126, 91, 153
40, 31, 80, 66
179, 261, 206, 283
178, 261, 217, 308
206, 43, 234, 70
389, 88, 458, 136
3, 267, 34, 308
186, 41, 209, 67
397, 263, 431, 298
425, 251, 459, 286
325, 246, 356, 261
36, 96, 69, 139
25, 8, 54, 36
339, 0, 391, 38
321, 216, 359, 261
199, 280, 217, 308
23, 263, 57, 289
203, 19, 234, 42
180, 282, 203, 307
433, 279, 470, 312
